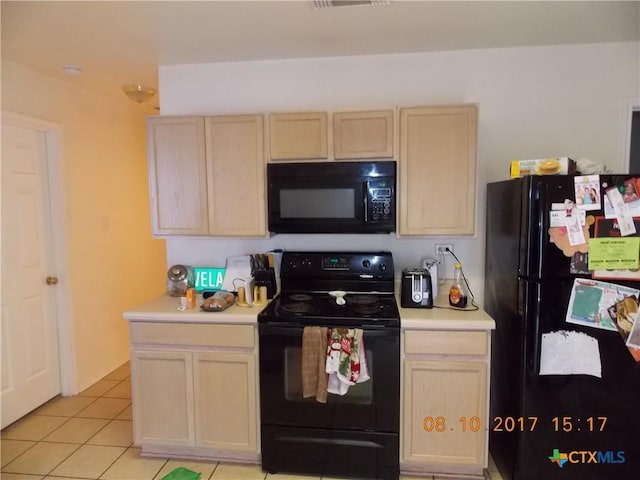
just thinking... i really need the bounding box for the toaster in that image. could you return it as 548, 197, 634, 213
401, 268, 433, 308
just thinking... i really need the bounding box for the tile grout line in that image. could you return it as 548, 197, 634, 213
96, 446, 148, 480
1, 362, 133, 478
91, 367, 154, 479
2, 419, 81, 475
149, 457, 171, 480
67, 370, 134, 479
41, 440, 83, 479
1, 363, 324, 480
91, 369, 141, 479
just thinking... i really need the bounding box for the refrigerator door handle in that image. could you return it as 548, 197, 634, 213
534, 181, 547, 279
522, 178, 545, 279
524, 282, 542, 377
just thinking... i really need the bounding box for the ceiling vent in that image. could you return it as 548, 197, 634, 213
313, 0, 390, 8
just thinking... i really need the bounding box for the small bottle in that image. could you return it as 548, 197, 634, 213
449, 262, 468, 308
186, 287, 196, 309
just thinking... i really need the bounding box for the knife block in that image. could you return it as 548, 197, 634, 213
254, 268, 277, 299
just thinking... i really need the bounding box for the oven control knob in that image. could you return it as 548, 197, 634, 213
362, 259, 371, 268
378, 263, 387, 272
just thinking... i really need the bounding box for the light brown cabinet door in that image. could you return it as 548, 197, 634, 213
205, 115, 266, 236
399, 105, 477, 235
131, 350, 194, 447
269, 112, 328, 160
333, 110, 394, 159
129, 322, 259, 460
146, 116, 208, 235
193, 351, 257, 452
403, 359, 486, 473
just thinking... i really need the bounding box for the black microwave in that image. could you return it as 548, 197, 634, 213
267, 160, 396, 234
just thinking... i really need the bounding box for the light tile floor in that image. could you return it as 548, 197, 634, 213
1, 362, 502, 480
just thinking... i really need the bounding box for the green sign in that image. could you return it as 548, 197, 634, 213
193, 268, 225, 292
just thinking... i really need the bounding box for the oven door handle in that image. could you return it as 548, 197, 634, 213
258, 324, 397, 337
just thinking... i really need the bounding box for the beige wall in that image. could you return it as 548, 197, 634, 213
1, 59, 166, 392
159, 42, 640, 304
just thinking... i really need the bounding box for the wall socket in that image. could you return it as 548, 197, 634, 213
435, 243, 453, 255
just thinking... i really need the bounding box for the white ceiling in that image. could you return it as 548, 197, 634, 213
2, 1, 639, 106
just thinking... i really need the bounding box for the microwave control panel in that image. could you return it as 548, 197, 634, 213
367, 180, 394, 221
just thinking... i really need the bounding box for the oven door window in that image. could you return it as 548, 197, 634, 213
259, 325, 399, 432
284, 346, 372, 404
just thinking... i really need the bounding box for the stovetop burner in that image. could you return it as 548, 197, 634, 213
288, 294, 313, 302
281, 302, 312, 314
347, 295, 378, 305
353, 303, 383, 315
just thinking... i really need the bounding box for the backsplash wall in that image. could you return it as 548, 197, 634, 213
159, 42, 639, 305
166, 234, 475, 298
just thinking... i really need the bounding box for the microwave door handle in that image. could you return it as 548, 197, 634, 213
363, 182, 368, 222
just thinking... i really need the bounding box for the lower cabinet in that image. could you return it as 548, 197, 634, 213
131, 350, 194, 447
402, 329, 490, 478
129, 322, 258, 462
193, 351, 257, 452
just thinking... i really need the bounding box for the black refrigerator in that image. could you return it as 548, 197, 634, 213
485, 175, 640, 480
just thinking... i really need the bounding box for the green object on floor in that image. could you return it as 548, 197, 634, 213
161, 467, 201, 480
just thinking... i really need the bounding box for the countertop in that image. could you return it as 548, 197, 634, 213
123, 294, 265, 324
398, 294, 495, 331
124, 293, 495, 331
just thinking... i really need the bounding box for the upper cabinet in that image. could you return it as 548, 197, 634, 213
268, 109, 394, 161
147, 115, 266, 237
205, 115, 266, 236
268, 112, 328, 160
146, 105, 477, 237
147, 116, 209, 235
399, 105, 477, 235
333, 110, 394, 159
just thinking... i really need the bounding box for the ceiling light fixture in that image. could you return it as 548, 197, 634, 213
63, 64, 83, 76
122, 84, 156, 103
313, 0, 390, 8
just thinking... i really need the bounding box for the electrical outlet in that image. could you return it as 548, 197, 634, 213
435, 243, 453, 255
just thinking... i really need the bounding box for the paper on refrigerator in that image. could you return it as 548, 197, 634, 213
627, 311, 640, 350
566, 278, 640, 331
604, 186, 636, 236
574, 175, 602, 211
539, 330, 601, 378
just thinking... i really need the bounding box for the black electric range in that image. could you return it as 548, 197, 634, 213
258, 251, 400, 480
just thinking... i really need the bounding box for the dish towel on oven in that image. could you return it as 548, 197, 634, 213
326, 328, 370, 395
302, 326, 329, 403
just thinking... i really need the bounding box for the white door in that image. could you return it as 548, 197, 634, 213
1, 122, 61, 428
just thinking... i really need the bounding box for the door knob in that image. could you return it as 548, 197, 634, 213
46, 276, 59, 286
